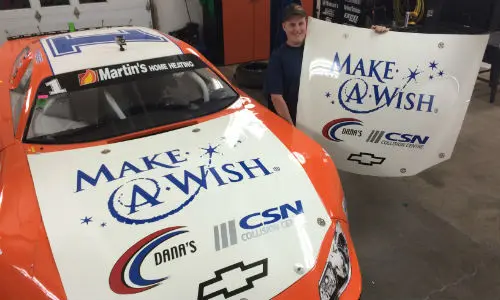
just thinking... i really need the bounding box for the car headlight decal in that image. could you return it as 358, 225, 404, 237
319, 221, 351, 300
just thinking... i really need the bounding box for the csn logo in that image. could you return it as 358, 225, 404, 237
322, 118, 363, 142
214, 200, 304, 251
386, 133, 429, 144
240, 200, 304, 230
366, 130, 430, 149
332, 53, 436, 114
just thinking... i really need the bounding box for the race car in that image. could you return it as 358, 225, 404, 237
0, 26, 361, 300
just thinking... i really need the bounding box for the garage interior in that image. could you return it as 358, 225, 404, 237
213, 1, 500, 299
219, 68, 500, 300
1, 0, 500, 299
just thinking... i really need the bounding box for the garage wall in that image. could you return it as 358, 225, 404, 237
0, 0, 153, 44
152, 0, 203, 33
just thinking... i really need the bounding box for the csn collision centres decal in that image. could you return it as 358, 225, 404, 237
213, 200, 304, 251
322, 118, 430, 150
110, 226, 197, 294
297, 18, 489, 177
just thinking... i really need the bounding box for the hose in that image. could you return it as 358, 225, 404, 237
393, 0, 425, 26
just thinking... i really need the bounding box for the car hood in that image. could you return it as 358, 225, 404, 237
27, 109, 333, 300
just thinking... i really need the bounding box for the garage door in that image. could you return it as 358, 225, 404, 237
0, 0, 153, 44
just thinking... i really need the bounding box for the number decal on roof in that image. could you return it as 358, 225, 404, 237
45, 29, 169, 57
45, 78, 67, 95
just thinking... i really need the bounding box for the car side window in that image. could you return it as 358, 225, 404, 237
10, 61, 34, 133
11, 46, 30, 82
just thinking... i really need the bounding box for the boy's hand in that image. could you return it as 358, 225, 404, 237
371, 25, 390, 33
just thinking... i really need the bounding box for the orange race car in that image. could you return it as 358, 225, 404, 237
0, 26, 361, 300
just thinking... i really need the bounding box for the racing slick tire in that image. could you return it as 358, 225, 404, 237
234, 61, 268, 89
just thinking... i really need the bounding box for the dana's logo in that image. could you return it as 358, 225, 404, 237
75, 140, 278, 225
322, 118, 363, 142
109, 226, 196, 294
78, 69, 98, 86
331, 53, 442, 114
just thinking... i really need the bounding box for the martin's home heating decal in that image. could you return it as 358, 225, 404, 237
297, 17, 489, 177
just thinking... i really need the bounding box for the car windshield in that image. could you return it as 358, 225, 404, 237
25, 54, 238, 144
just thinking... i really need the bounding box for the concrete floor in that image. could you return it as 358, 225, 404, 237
220, 66, 500, 299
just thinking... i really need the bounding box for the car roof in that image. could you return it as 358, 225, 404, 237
0, 26, 203, 148
38, 26, 184, 75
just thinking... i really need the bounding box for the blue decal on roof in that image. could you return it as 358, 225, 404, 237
45, 29, 169, 57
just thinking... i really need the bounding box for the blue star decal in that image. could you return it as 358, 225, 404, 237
81, 216, 93, 225
101, 222, 107, 227
429, 61, 438, 70
407, 67, 422, 81
403, 67, 423, 88
438, 70, 444, 77
429, 75, 434, 80
201, 144, 220, 159
325, 92, 331, 98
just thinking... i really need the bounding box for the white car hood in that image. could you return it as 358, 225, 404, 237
27, 109, 332, 300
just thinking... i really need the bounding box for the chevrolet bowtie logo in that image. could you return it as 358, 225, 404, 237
197, 258, 268, 300
348, 152, 386, 166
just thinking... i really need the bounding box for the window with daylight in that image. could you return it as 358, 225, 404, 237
79, 0, 107, 3
0, 0, 31, 10
40, 0, 70, 7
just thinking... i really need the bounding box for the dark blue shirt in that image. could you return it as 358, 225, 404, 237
264, 43, 304, 124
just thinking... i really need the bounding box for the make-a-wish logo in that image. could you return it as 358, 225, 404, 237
109, 226, 197, 294
75, 138, 278, 225
326, 53, 446, 114
322, 118, 363, 142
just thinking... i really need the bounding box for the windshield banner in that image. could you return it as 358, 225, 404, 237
297, 17, 489, 177
37, 54, 205, 96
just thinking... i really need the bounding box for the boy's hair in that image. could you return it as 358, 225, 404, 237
283, 3, 307, 22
